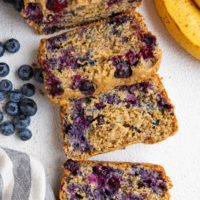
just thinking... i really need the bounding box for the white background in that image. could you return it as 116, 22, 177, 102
0, 0, 200, 199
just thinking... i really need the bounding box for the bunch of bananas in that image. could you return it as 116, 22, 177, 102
155, 0, 200, 60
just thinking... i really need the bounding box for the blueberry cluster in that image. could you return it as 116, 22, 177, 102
0, 41, 44, 141
0, 39, 20, 57
3, 0, 24, 12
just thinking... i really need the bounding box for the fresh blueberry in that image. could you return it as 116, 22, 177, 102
0, 112, 4, 123
18, 65, 33, 81
13, 115, 31, 129
8, 90, 23, 102
0, 63, 10, 77
18, 128, 32, 141
79, 80, 95, 95
0, 43, 5, 57
19, 98, 37, 116
0, 92, 5, 101
0, 79, 13, 92
5, 101, 19, 116
0, 121, 15, 136
13, 0, 24, 12
21, 83, 35, 97
34, 68, 44, 83
4, 38, 20, 53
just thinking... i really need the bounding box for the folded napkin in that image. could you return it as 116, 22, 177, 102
0, 147, 55, 200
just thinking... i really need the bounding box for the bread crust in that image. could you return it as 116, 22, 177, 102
59, 160, 172, 200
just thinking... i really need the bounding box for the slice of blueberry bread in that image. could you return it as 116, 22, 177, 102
60, 160, 172, 200
20, 0, 142, 34
39, 12, 162, 106
60, 75, 178, 160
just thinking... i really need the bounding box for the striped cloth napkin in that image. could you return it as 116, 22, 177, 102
0, 147, 55, 200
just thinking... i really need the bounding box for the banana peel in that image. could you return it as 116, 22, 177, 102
194, 0, 200, 8
154, 0, 200, 60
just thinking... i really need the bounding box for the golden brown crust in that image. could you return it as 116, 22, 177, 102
59, 160, 172, 200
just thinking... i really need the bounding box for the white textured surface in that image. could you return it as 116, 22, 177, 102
0, 1, 200, 199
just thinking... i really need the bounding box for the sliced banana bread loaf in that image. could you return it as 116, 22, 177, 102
60, 160, 172, 200
60, 75, 178, 160
39, 12, 162, 105
21, 0, 142, 34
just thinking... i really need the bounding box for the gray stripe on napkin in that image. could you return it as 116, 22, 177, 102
4, 149, 31, 200
0, 175, 3, 200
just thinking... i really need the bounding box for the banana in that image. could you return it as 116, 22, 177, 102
154, 0, 200, 60
194, 0, 200, 8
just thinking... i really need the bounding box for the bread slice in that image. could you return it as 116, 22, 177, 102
60, 75, 178, 160
60, 160, 172, 200
21, 0, 142, 34
39, 12, 162, 106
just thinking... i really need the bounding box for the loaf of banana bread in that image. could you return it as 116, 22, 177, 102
60, 75, 178, 160
60, 160, 172, 200
39, 12, 162, 105
21, 0, 142, 34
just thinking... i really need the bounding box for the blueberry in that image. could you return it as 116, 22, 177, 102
0, 121, 15, 136
0, 92, 5, 101
114, 62, 132, 78
19, 98, 37, 116
13, 115, 31, 129
79, 80, 95, 95
21, 83, 35, 97
13, 0, 24, 12
0, 63, 10, 77
0, 43, 5, 57
5, 101, 19, 116
18, 128, 32, 141
18, 65, 33, 81
8, 90, 23, 102
0, 79, 13, 92
34, 68, 44, 83
4, 38, 20, 53
0, 112, 4, 123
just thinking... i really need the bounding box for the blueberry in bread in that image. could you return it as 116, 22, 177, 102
20, 0, 142, 34
60, 75, 178, 160
60, 160, 172, 200
39, 12, 162, 106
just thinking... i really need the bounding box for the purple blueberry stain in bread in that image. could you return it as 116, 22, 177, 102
70, 75, 83, 90
114, 61, 132, 78
64, 159, 80, 175
46, 0, 68, 12
138, 167, 167, 195
64, 98, 93, 152
142, 33, 157, 47
108, 15, 131, 25
107, 0, 123, 7
23, 3, 43, 23
44, 68, 64, 96
157, 94, 173, 111
78, 80, 95, 95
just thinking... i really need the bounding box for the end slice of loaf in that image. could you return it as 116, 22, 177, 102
60, 75, 178, 160
21, 0, 142, 34
60, 160, 172, 200
39, 12, 162, 106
